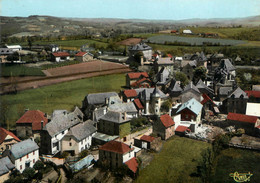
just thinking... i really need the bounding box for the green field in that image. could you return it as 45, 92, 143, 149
0, 74, 125, 129
212, 148, 260, 183
1, 64, 45, 77
136, 136, 210, 183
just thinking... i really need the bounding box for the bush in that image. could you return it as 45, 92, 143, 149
61, 151, 70, 159
22, 167, 35, 180
79, 149, 89, 159
33, 160, 44, 171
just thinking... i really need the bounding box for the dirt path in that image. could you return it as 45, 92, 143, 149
60, 168, 67, 183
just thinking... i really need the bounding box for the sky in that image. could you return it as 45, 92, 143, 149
1, 0, 260, 20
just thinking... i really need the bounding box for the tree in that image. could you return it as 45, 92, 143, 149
175, 72, 189, 88
22, 167, 35, 180
160, 99, 172, 112
193, 66, 207, 83
33, 160, 44, 171
79, 150, 89, 159
198, 147, 215, 183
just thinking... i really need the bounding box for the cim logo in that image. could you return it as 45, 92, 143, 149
229, 172, 253, 182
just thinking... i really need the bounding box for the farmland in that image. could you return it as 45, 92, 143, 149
146, 35, 246, 46
0, 73, 125, 129
0, 64, 45, 77
136, 136, 210, 183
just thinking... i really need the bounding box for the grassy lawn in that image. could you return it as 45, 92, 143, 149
1, 74, 125, 129
212, 148, 260, 183
1, 64, 45, 77
136, 136, 210, 183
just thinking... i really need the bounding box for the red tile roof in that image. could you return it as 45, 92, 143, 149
153, 54, 158, 58
75, 51, 87, 57
227, 112, 258, 124
171, 30, 178, 33
140, 135, 155, 142
127, 72, 148, 79
167, 54, 173, 58
201, 93, 215, 105
245, 91, 260, 98
175, 125, 189, 132
52, 52, 69, 57
0, 127, 20, 144
160, 114, 175, 128
99, 140, 133, 154
133, 99, 144, 109
125, 157, 138, 173
16, 110, 48, 131
124, 89, 137, 98
131, 78, 151, 88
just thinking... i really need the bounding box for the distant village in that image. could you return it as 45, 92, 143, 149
1, 40, 260, 183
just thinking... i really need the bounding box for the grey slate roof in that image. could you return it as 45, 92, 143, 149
73, 106, 84, 120
93, 107, 107, 121
137, 88, 167, 101
10, 139, 39, 160
100, 111, 130, 123
85, 92, 118, 105
198, 52, 207, 62
196, 79, 214, 93
0, 157, 15, 176
108, 102, 137, 113
45, 110, 82, 137
183, 82, 201, 94
65, 120, 96, 142
220, 59, 235, 72
228, 87, 248, 99
128, 42, 152, 51
219, 87, 233, 96
169, 79, 183, 92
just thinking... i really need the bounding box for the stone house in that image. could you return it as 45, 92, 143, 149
217, 86, 233, 101
51, 52, 70, 62
0, 128, 20, 155
168, 79, 183, 102
155, 67, 171, 91
128, 42, 152, 61
180, 82, 201, 103
108, 102, 138, 119
222, 87, 248, 114
176, 98, 203, 124
122, 89, 138, 102
0, 157, 15, 182
227, 113, 260, 135
99, 141, 137, 173
98, 111, 131, 141
75, 51, 93, 62
196, 79, 214, 97
181, 60, 196, 80
3, 139, 39, 173
154, 57, 174, 76
153, 114, 175, 140
134, 135, 155, 149
61, 120, 96, 155
40, 108, 83, 155
126, 72, 149, 88
16, 110, 48, 139
82, 92, 119, 119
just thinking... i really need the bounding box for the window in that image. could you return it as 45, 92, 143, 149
33, 159, 35, 163
27, 154, 29, 158
62, 131, 64, 135
69, 142, 72, 146
20, 165, 22, 170
20, 158, 22, 162
33, 151, 35, 155
81, 141, 83, 145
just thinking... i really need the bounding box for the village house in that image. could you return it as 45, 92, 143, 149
16, 110, 48, 139
180, 82, 201, 103
175, 125, 190, 136
99, 140, 137, 173
40, 108, 83, 155
181, 60, 196, 80
82, 92, 119, 119
0, 128, 20, 156
134, 135, 156, 149
155, 67, 171, 91
128, 42, 152, 61
196, 79, 214, 97
246, 103, 260, 118
0, 157, 15, 182
182, 30, 192, 34
176, 98, 203, 124
138, 87, 168, 115
126, 72, 149, 88
154, 57, 174, 76
51, 52, 70, 62
6, 45, 22, 51
61, 120, 97, 155
153, 114, 175, 140
168, 79, 183, 102
98, 111, 131, 141
201, 93, 219, 114
75, 51, 93, 62
207, 53, 225, 71
222, 87, 248, 114
245, 90, 260, 103
227, 113, 260, 136
217, 86, 233, 101
0, 48, 14, 63
2, 139, 39, 173
122, 89, 138, 102
130, 77, 152, 89
133, 98, 145, 115
108, 102, 138, 119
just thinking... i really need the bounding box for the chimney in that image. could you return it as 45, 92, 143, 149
140, 56, 144, 66
124, 112, 127, 120
41, 120, 44, 129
